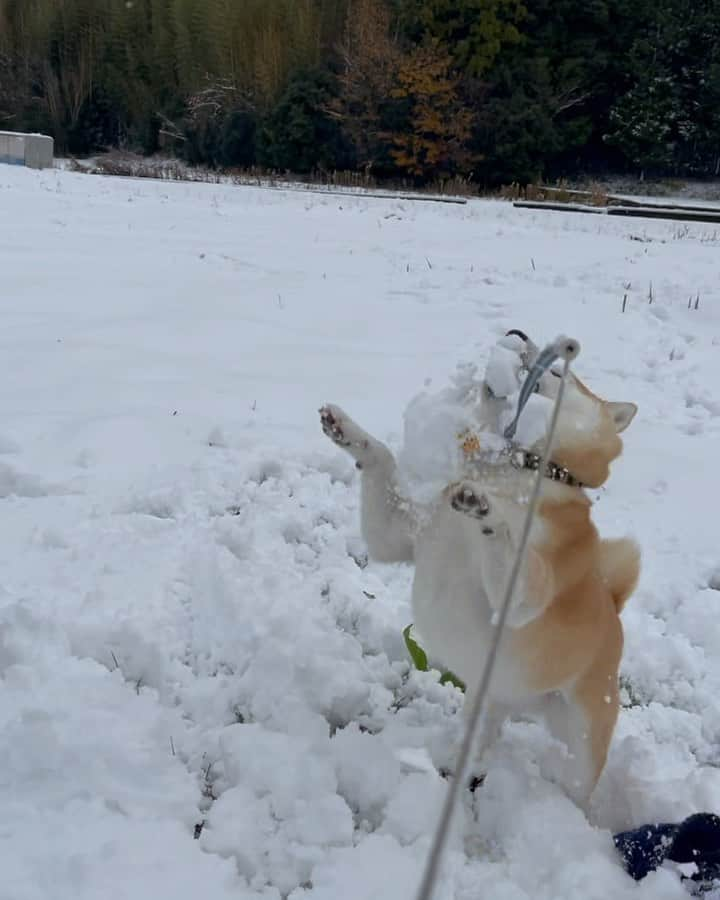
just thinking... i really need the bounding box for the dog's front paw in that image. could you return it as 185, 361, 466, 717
451, 482, 490, 518
320, 404, 353, 448
450, 482, 496, 535
319, 403, 374, 464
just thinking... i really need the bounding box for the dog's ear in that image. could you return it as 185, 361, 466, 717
607, 402, 637, 433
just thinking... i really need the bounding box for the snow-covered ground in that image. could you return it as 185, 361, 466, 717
2, 165, 720, 900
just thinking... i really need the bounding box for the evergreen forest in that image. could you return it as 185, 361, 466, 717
2, 0, 720, 184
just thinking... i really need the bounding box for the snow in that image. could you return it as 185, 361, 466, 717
484, 338, 526, 398
1, 164, 720, 900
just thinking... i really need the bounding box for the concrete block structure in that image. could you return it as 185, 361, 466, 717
0, 131, 54, 169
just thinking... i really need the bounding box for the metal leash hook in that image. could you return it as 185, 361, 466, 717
504, 335, 580, 442
414, 335, 581, 900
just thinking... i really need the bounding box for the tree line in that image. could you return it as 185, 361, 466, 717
1, 0, 720, 185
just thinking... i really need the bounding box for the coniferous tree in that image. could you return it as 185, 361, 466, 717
396, 0, 525, 75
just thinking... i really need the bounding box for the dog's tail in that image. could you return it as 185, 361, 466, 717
598, 538, 641, 613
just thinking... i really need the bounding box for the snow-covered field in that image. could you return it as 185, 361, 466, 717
2, 166, 720, 900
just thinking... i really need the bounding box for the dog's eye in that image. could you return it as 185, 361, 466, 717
550, 369, 562, 378
533, 382, 540, 392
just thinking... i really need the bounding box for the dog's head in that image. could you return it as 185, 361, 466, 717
509, 331, 637, 489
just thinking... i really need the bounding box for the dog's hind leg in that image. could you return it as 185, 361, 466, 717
320, 404, 416, 562
442, 699, 509, 785
547, 636, 621, 812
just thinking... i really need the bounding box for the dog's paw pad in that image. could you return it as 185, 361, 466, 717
451, 483, 490, 519
319, 405, 352, 448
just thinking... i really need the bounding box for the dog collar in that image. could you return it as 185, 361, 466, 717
510, 449, 584, 488
459, 430, 584, 488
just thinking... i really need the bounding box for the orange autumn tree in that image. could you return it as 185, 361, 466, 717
389, 41, 473, 180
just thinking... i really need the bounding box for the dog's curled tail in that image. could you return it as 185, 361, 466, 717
598, 538, 641, 613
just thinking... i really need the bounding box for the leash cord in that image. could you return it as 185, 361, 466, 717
414, 342, 576, 900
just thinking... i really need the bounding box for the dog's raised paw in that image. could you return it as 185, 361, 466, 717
319, 404, 353, 448
319, 404, 372, 462
451, 483, 491, 520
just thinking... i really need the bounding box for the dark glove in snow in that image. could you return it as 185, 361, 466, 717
614, 813, 720, 891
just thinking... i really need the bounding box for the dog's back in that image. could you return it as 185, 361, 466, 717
598, 537, 641, 613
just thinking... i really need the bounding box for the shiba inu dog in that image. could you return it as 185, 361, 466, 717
320, 333, 639, 809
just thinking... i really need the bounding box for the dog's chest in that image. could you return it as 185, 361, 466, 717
411, 506, 494, 661
409, 501, 532, 701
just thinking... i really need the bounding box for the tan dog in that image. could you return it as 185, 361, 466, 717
321, 356, 639, 810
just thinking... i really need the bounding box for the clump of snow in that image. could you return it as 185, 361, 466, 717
330, 725, 402, 823
396, 350, 518, 506
203, 724, 354, 894
484, 339, 525, 398
500, 392, 554, 449
395, 331, 552, 503
396, 387, 473, 502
